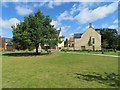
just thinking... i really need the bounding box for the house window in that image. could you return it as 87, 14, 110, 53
92, 38, 95, 44
72, 44, 74, 47
81, 46, 85, 50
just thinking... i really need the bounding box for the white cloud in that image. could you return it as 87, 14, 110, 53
51, 20, 71, 34
108, 25, 118, 29
75, 2, 118, 24
51, 20, 61, 28
2, 0, 119, 2
33, 0, 49, 7
33, 0, 63, 8
56, 2, 118, 25
16, 6, 33, 15
33, 3, 45, 7
113, 19, 118, 24
70, 2, 100, 15
45, 0, 63, 8
0, 18, 20, 30
70, 4, 77, 15
2, 0, 30, 2
67, 33, 74, 38
101, 24, 109, 28
0, 29, 8, 37
69, 33, 74, 36
58, 11, 74, 22
61, 26, 71, 33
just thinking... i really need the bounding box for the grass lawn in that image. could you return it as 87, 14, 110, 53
2, 52, 119, 88
63, 51, 119, 56
88, 51, 119, 56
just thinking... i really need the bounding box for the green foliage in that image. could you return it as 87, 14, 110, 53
12, 9, 58, 54
96, 28, 119, 50
116, 35, 120, 50
88, 36, 92, 46
64, 38, 68, 47
102, 40, 108, 49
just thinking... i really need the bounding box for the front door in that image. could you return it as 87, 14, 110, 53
92, 46, 95, 51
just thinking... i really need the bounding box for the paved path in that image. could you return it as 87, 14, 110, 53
61, 52, 120, 58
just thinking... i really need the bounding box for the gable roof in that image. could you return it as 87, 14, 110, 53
57, 30, 61, 35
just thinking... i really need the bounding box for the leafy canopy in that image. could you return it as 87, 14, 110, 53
12, 9, 58, 54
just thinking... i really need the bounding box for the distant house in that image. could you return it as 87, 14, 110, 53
0, 36, 2, 50
68, 38, 74, 47
74, 24, 101, 50
57, 29, 64, 49
0, 36, 14, 51
6, 42, 14, 51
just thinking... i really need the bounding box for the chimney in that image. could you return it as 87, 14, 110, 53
89, 23, 92, 28
60, 28, 61, 31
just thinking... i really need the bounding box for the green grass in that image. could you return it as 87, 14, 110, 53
63, 51, 119, 56
2, 52, 118, 88
89, 51, 119, 56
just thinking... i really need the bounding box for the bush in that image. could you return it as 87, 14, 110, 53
47, 50, 52, 54
61, 48, 115, 53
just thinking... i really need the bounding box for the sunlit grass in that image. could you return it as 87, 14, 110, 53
2, 52, 118, 88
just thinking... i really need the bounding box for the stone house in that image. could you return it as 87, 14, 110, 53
74, 24, 101, 50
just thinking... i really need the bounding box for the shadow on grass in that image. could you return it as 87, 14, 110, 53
74, 72, 120, 87
2, 52, 51, 57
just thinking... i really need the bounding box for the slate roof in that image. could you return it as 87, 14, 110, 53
2, 38, 13, 45
2, 38, 11, 43
74, 33, 83, 38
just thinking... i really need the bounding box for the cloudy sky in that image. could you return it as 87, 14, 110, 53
0, 0, 119, 38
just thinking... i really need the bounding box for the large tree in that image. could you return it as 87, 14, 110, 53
116, 35, 120, 50
12, 9, 58, 54
64, 38, 68, 47
96, 28, 118, 50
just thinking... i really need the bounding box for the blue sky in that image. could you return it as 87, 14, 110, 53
0, 1, 118, 38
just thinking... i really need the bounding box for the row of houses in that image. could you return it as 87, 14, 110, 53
0, 23, 101, 51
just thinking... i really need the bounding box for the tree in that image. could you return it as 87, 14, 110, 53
12, 20, 32, 50
64, 38, 68, 47
88, 36, 92, 52
88, 36, 92, 46
96, 28, 118, 50
116, 35, 120, 50
12, 9, 58, 54
42, 16, 58, 52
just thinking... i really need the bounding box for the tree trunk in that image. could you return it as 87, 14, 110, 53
114, 48, 116, 53
35, 46, 39, 55
101, 48, 104, 54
